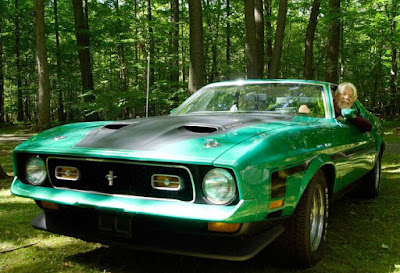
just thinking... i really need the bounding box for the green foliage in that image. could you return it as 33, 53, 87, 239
0, 0, 400, 123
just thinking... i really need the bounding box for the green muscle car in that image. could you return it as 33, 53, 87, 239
11, 79, 384, 266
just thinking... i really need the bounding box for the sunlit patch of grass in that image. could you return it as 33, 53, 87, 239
390, 265, 400, 273
382, 163, 400, 173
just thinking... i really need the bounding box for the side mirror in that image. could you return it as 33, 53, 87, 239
341, 108, 357, 120
170, 108, 177, 115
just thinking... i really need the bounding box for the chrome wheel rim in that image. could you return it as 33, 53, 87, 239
310, 184, 325, 251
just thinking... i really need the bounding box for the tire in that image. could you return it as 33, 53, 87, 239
278, 170, 329, 266
362, 152, 381, 198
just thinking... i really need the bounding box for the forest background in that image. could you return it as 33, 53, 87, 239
0, 0, 399, 131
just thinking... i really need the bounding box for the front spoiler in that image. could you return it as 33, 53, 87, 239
32, 210, 285, 261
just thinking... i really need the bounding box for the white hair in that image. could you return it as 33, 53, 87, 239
337, 82, 357, 100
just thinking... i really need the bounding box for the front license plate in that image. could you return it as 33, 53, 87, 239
98, 212, 132, 238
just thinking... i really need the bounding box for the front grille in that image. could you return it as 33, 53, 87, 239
46, 157, 195, 202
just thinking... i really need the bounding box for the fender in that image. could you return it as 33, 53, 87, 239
280, 154, 335, 217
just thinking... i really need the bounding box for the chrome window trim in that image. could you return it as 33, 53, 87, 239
46, 156, 196, 203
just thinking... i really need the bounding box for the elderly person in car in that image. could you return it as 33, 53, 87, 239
334, 82, 372, 133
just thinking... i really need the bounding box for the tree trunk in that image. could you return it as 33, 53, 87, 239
303, 0, 320, 80
339, 18, 344, 81
15, 0, 23, 121
54, 0, 64, 121
210, 0, 221, 82
226, 0, 231, 79
372, 40, 383, 109
254, 0, 264, 78
390, 0, 398, 117
34, 0, 51, 130
147, 0, 155, 86
269, 0, 288, 79
170, 0, 179, 84
0, 23, 4, 123
72, 0, 97, 120
134, 1, 139, 85
325, 0, 340, 83
264, 0, 272, 76
244, 0, 258, 79
188, 0, 205, 94
0, 164, 9, 179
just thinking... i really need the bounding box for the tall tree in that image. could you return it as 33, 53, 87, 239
209, 0, 221, 82
170, 0, 180, 84
115, 0, 128, 94
0, 11, 4, 123
372, 39, 384, 109
72, 0, 96, 119
147, 0, 155, 86
269, 0, 288, 79
34, 0, 51, 130
264, 0, 273, 76
254, 0, 264, 78
244, 0, 258, 79
15, 0, 23, 121
325, 0, 340, 83
188, 0, 205, 94
303, 0, 320, 80
54, 0, 64, 121
0, 28, 3, 124
389, 0, 398, 117
226, 0, 231, 79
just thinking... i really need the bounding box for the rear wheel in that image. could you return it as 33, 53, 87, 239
279, 170, 328, 266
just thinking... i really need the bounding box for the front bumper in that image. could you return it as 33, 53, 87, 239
11, 178, 260, 222
32, 209, 285, 261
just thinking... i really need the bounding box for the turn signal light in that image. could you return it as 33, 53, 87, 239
269, 199, 284, 209
208, 222, 242, 233
40, 201, 59, 211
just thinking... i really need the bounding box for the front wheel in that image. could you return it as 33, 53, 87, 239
279, 170, 329, 266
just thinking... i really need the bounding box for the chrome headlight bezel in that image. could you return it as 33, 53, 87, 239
202, 168, 237, 205
25, 156, 47, 186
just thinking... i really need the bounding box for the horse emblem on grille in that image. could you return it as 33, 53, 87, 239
105, 171, 117, 186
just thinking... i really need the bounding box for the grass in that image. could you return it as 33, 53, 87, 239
0, 123, 34, 135
1, 123, 400, 272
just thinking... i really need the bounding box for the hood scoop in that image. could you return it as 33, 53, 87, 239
182, 125, 220, 134
103, 121, 140, 130
103, 123, 129, 130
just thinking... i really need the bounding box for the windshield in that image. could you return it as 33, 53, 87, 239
173, 82, 325, 117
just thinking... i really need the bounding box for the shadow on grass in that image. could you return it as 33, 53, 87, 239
63, 163, 400, 273
66, 245, 298, 273
1, 152, 399, 272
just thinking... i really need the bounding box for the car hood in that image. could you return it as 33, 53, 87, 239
15, 114, 316, 164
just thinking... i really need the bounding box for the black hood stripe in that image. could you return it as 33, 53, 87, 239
75, 114, 292, 151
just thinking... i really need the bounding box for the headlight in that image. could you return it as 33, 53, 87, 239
202, 168, 236, 205
25, 156, 47, 185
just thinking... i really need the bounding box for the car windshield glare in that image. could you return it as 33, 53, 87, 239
173, 83, 325, 117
